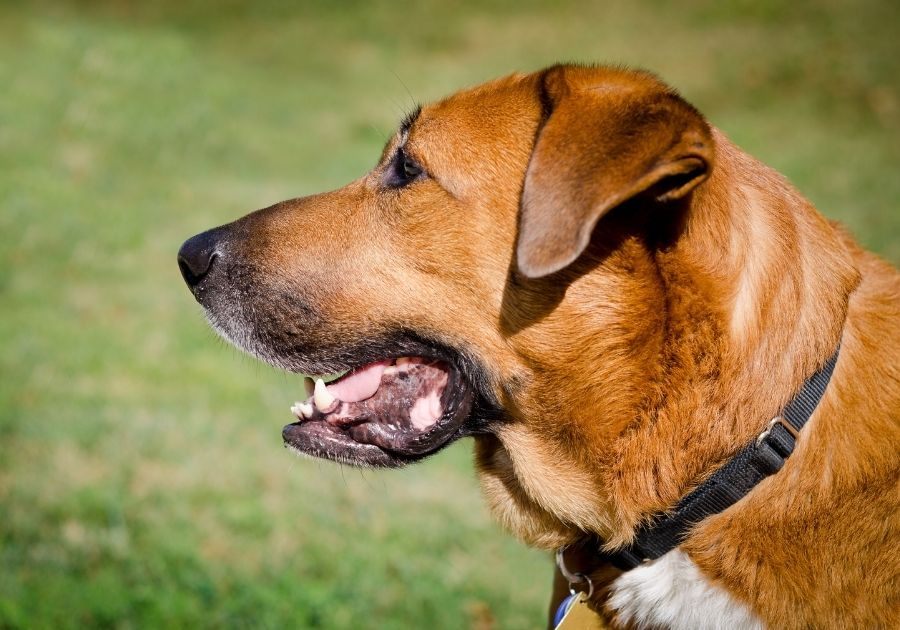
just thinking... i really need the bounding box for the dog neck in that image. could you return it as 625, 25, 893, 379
596, 129, 859, 547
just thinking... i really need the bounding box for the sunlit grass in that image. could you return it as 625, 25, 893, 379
1, 1, 897, 627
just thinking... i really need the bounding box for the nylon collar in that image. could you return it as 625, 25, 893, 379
600, 345, 841, 571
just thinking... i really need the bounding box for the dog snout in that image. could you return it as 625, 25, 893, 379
177, 227, 224, 292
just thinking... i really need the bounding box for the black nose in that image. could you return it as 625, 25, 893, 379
177, 229, 221, 289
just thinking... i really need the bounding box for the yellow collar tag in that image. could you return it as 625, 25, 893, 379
554, 592, 610, 629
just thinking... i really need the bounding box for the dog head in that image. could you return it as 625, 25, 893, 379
178, 65, 713, 546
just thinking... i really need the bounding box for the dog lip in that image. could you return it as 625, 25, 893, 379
281, 414, 469, 467
282, 421, 407, 467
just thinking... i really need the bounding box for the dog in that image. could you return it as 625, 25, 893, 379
178, 64, 899, 629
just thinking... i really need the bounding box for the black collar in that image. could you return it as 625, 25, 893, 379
604, 345, 841, 571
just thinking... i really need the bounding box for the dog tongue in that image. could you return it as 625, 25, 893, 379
326, 360, 389, 403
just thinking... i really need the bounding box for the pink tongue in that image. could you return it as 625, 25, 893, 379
325, 360, 389, 402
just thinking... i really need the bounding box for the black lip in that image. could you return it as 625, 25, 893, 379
282, 421, 407, 467
282, 358, 476, 468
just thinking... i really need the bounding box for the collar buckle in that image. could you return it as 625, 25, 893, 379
756, 415, 799, 446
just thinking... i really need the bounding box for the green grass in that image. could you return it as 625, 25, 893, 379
1, 1, 897, 628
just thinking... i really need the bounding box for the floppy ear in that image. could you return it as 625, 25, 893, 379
517, 67, 715, 278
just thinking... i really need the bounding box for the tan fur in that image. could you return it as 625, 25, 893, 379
201, 65, 900, 628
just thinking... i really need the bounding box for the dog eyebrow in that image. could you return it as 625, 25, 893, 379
377, 105, 423, 166
400, 105, 422, 135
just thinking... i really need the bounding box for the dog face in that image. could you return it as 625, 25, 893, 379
178, 65, 713, 546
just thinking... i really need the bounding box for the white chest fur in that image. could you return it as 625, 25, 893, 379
607, 550, 763, 630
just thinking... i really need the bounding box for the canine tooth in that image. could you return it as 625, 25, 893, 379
314, 378, 337, 410
395, 357, 411, 366
383, 366, 398, 376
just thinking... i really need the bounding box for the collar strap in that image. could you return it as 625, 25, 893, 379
606, 346, 841, 571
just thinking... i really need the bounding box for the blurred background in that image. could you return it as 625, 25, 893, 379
1, 0, 897, 627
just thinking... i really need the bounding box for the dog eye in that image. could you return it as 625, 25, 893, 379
402, 155, 422, 179
386, 149, 424, 188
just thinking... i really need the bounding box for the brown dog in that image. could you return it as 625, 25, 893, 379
178, 65, 900, 628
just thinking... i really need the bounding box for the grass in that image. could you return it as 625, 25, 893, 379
0, 1, 897, 628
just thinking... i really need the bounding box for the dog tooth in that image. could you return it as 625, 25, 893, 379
290, 401, 313, 419
383, 366, 398, 376
313, 378, 337, 411
395, 357, 411, 366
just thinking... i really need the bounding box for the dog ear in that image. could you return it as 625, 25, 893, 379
517, 67, 715, 278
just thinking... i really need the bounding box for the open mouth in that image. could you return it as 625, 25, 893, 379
282, 356, 475, 467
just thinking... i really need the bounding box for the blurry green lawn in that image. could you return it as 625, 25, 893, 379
1, 1, 897, 628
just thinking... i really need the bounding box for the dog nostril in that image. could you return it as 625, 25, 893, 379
177, 253, 215, 288
177, 230, 221, 289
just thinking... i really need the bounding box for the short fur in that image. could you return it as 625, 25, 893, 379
607, 550, 763, 629
182, 65, 900, 628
